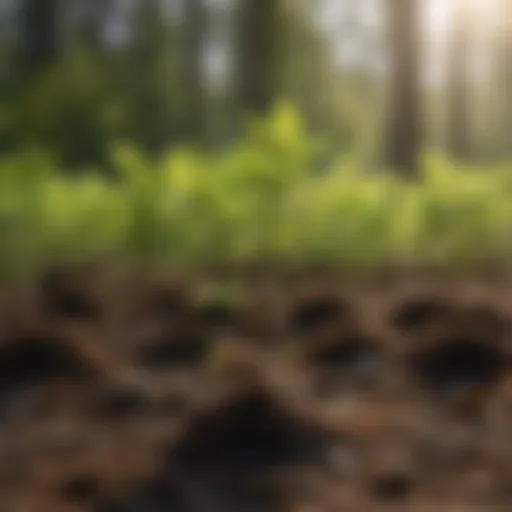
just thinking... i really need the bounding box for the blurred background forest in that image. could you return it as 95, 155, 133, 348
1, 0, 511, 175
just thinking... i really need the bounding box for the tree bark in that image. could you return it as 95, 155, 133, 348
447, 0, 472, 160
181, 0, 207, 144
384, 0, 422, 176
235, 0, 282, 115
20, 0, 59, 81
496, 0, 512, 157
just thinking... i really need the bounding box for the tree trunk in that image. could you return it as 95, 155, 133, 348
384, 0, 422, 176
496, 0, 512, 157
127, 0, 172, 157
20, 0, 59, 81
447, 0, 472, 160
181, 0, 207, 144
235, 0, 282, 115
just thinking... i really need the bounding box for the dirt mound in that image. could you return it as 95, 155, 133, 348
0, 266, 511, 510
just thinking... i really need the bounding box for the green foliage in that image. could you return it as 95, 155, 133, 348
10, 51, 123, 168
1, 104, 512, 275
1, 10, 183, 168
0, 0, 375, 169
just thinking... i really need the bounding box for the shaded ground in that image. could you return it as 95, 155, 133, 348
1, 264, 512, 510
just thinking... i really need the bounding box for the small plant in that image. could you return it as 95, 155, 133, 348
1, 104, 512, 274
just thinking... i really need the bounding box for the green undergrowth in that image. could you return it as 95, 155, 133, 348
1, 102, 512, 278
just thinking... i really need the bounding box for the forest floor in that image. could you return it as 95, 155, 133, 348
1, 264, 512, 511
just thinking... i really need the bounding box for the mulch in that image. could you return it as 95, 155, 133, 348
0, 264, 511, 511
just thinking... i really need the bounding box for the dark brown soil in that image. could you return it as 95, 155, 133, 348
1, 265, 512, 510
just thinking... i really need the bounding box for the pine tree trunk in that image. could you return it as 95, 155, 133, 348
384, 0, 422, 176
20, 0, 59, 81
182, 0, 207, 144
447, 0, 472, 160
496, 0, 512, 157
235, 0, 282, 115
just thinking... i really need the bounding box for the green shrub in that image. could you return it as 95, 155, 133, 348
1, 102, 512, 276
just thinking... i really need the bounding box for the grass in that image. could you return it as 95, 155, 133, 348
1, 103, 512, 277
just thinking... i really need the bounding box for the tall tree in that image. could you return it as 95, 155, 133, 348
234, 0, 283, 115
124, 0, 177, 156
495, 0, 512, 157
19, 0, 59, 81
181, 0, 207, 144
384, 0, 422, 175
447, 0, 472, 160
